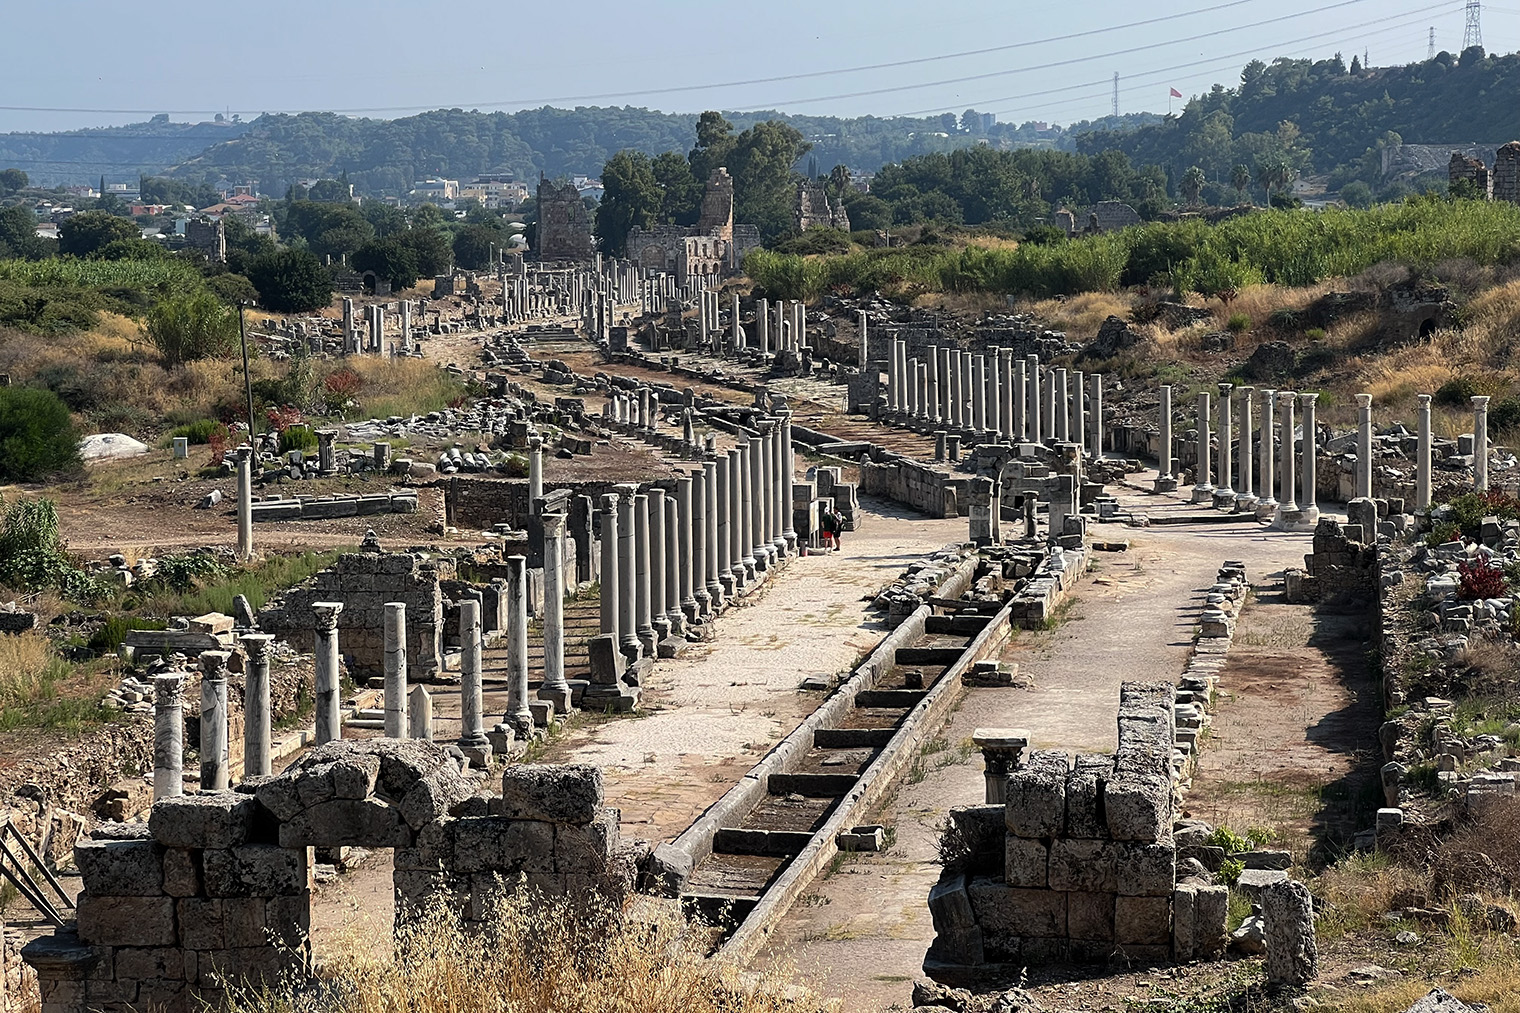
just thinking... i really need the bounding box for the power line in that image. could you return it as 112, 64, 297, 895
0, 0, 1265, 118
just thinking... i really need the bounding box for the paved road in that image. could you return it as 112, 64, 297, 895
758, 476, 1317, 1012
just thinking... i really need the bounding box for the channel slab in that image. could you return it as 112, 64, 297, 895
813, 728, 896, 748
854, 689, 928, 709
894, 646, 969, 666
767, 772, 860, 797
712, 828, 814, 857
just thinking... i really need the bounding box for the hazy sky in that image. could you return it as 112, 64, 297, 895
0, 0, 1496, 134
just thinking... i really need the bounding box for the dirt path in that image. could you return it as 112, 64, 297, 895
757, 478, 1318, 1012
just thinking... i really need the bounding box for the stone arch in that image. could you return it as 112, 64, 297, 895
638, 245, 668, 271
360, 270, 380, 294
1419, 317, 1437, 339
27, 741, 641, 1013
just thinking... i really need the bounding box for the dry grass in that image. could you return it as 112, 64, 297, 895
1215, 281, 1334, 329
0, 634, 57, 707
1020, 291, 1135, 338
1313, 853, 1429, 939
225, 889, 835, 1013
1330, 964, 1520, 1013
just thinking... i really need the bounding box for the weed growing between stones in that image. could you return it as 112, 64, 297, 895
223, 887, 836, 1013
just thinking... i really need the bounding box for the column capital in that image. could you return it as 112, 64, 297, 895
1218, 382, 1233, 394
1279, 390, 1298, 401
1300, 392, 1320, 406
1417, 393, 1433, 407
1237, 385, 1255, 397
600, 492, 621, 511
1354, 393, 1373, 408
240, 632, 275, 660
199, 650, 230, 679
1261, 387, 1277, 399
154, 673, 185, 705
312, 602, 344, 631
542, 511, 567, 537
1472, 395, 1492, 409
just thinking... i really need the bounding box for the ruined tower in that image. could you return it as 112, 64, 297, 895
697, 168, 735, 241
535, 176, 596, 262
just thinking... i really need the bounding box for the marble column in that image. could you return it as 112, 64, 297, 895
599, 494, 620, 647
916, 362, 929, 422
1300, 393, 1320, 524
457, 599, 489, 764
153, 673, 184, 800
1272, 392, 1301, 528
1014, 357, 1027, 443
939, 347, 954, 423
1474, 396, 1491, 492
239, 633, 274, 779
781, 414, 797, 550
633, 493, 656, 653
1089, 372, 1103, 456
704, 460, 724, 606
539, 512, 571, 710
1257, 390, 1279, 521
970, 356, 985, 433
648, 488, 670, 637
959, 352, 974, 430
715, 458, 735, 597
312, 602, 343, 745
678, 475, 699, 620
1027, 356, 1042, 443
664, 495, 683, 632
1416, 394, 1433, 510
408, 686, 432, 741
506, 554, 533, 728
617, 491, 640, 655
235, 446, 253, 563
528, 437, 544, 503
729, 447, 749, 584
1355, 393, 1374, 500
1236, 387, 1256, 511
1216, 383, 1235, 505
987, 354, 1002, 437
382, 602, 407, 738
199, 650, 230, 791
856, 309, 865, 367
759, 298, 770, 355
1042, 367, 1056, 441
1192, 392, 1214, 503
1157, 385, 1174, 483
1050, 369, 1066, 443
1070, 369, 1086, 454
1001, 350, 1015, 441
927, 344, 941, 422
749, 436, 768, 569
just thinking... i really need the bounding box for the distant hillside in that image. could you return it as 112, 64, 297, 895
1077, 48, 1520, 189
0, 116, 252, 187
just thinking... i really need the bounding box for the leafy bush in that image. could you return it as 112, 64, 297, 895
0, 497, 106, 603
146, 291, 239, 365
0, 388, 81, 481
166, 419, 229, 446
1435, 376, 1480, 407
1226, 312, 1251, 333
278, 425, 318, 453
1206, 825, 1251, 853
320, 368, 363, 414
1457, 558, 1507, 601
245, 248, 333, 313
1490, 395, 1520, 432
1217, 858, 1246, 887
149, 553, 230, 593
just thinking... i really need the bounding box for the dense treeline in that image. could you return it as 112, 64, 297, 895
746, 197, 1520, 301
1082, 48, 1520, 194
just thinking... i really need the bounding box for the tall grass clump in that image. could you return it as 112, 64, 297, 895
224, 888, 836, 1013
0, 257, 204, 292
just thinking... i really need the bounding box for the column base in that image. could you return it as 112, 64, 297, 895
1300, 505, 1321, 525
536, 686, 575, 714
1233, 494, 1259, 514
784, 530, 798, 553
1211, 488, 1237, 511
704, 584, 724, 612
742, 557, 758, 582
456, 739, 493, 769
652, 617, 671, 643
682, 597, 701, 624
620, 635, 643, 661
1270, 503, 1304, 531
1255, 497, 1278, 523
666, 610, 686, 636
1152, 475, 1179, 494
719, 573, 737, 599
1191, 483, 1215, 504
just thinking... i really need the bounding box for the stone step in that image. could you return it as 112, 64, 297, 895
854, 689, 927, 710
712, 827, 813, 857
813, 727, 895, 748
766, 772, 859, 797
893, 646, 966, 666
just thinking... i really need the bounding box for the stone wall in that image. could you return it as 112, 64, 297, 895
535, 178, 595, 262
1285, 509, 1383, 606
927, 681, 1227, 970
859, 457, 962, 518
25, 742, 640, 1013
261, 552, 446, 681
446, 477, 619, 532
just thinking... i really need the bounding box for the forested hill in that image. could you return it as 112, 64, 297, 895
0, 116, 252, 187
1077, 48, 1520, 187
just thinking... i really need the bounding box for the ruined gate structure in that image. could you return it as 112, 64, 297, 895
23, 742, 641, 1013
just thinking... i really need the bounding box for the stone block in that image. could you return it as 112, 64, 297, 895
1193, 883, 1229, 958
1172, 883, 1197, 960
1114, 839, 1176, 897
1114, 894, 1170, 946
554, 810, 619, 875
293, 755, 381, 808
967, 877, 1066, 938
1004, 760, 1067, 839
264, 893, 310, 949
1003, 836, 1049, 888
277, 798, 412, 849
498, 764, 603, 824
1262, 879, 1317, 986
1048, 838, 1115, 893
113, 947, 184, 982
76, 895, 177, 947
162, 848, 201, 897
202, 844, 308, 897
928, 874, 975, 933
1065, 757, 1106, 838
399, 762, 476, 830
74, 838, 163, 896
199, 944, 300, 986
1067, 891, 1116, 941
148, 793, 257, 849
1103, 771, 1169, 842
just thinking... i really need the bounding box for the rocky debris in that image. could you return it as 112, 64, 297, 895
872, 544, 975, 617
1404, 989, 1489, 1013
1087, 315, 1147, 358
908, 979, 1044, 1013
1230, 913, 1266, 954
1242, 340, 1298, 380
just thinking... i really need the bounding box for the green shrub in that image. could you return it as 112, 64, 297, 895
1206, 825, 1251, 853
0, 388, 81, 481
165, 419, 229, 446
87, 616, 166, 656
146, 291, 239, 365
1489, 395, 1520, 432
1217, 858, 1246, 887
1304, 327, 1327, 342
1225, 312, 1251, 333
278, 425, 318, 453
1435, 376, 1479, 406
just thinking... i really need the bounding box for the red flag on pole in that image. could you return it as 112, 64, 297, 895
1170, 87, 1183, 98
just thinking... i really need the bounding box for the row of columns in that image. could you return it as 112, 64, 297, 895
886, 348, 1103, 453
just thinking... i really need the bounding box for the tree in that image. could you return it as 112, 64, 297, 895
1180, 165, 1207, 206
146, 291, 239, 365
205, 273, 259, 306
652, 151, 700, 225
0, 168, 28, 194
452, 224, 501, 270
352, 238, 420, 291
246, 248, 333, 312
595, 150, 659, 256
58, 211, 139, 257
1230, 164, 1252, 203
727, 119, 811, 240
410, 204, 448, 230
1341, 180, 1374, 207
688, 111, 736, 186
0, 205, 46, 259
397, 228, 452, 278
0, 388, 80, 481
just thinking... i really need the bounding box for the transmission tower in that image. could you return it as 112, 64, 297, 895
1429, 26, 1436, 60
1464, 0, 1483, 51
1112, 72, 1119, 117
